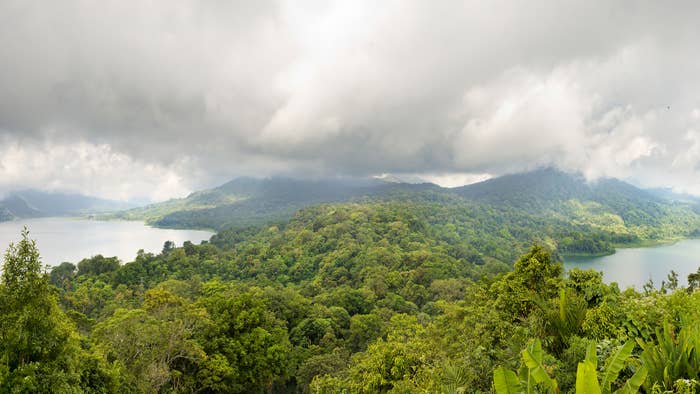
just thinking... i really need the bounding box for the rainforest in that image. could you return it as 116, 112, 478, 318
4, 1, 700, 393
4, 175, 700, 392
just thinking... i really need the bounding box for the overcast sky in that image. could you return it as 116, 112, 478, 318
1, 1, 700, 201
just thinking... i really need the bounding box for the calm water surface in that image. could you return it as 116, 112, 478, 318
0, 218, 214, 266
564, 239, 700, 289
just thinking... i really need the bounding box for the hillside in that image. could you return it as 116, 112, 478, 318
454, 169, 700, 250
104, 168, 700, 256
104, 177, 444, 230
454, 168, 667, 223
16, 198, 700, 393
0, 190, 134, 221
6, 171, 700, 392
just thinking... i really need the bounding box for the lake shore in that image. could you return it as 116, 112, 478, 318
0, 217, 214, 266
563, 237, 700, 289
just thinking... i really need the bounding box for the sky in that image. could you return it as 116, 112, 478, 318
1, 1, 700, 201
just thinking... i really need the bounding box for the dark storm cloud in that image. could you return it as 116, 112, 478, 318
1, 0, 700, 199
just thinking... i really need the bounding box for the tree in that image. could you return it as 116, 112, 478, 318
197, 285, 293, 393
93, 289, 208, 392
0, 228, 110, 392
77, 254, 120, 277
49, 262, 77, 291
162, 240, 176, 255
665, 270, 679, 292
688, 268, 700, 292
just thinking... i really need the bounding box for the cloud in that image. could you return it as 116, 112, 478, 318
0, 137, 193, 201
1, 0, 700, 199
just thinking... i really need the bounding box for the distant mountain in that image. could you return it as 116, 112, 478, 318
104, 168, 700, 256
104, 177, 445, 230
454, 168, 669, 226
0, 190, 135, 221
646, 187, 700, 204
454, 168, 591, 209
1, 194, 43, 218
0, 207, 14, 222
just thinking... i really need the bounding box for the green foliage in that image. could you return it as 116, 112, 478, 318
600, 341, 635, 392
522, 339, 560, 392
576, 359, 601, 394
197, 284, 293, 392
0, 229, 111, 392
6, 187, 700, 393
93, 289, 208, 392
493, 339, 560, 394
637, 322, 700, 391
494, 367, 521, 394
495, 339, 646, 394
104, 171, 700, 259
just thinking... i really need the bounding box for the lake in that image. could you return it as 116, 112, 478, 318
0, 218, 214, 267
563, 239, 700, 289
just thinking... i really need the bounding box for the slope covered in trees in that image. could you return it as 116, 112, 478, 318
103, 177, 443, 230
5, 198, 700, 392
103, 169, 700, 257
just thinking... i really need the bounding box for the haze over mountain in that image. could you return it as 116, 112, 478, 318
0, 190, 135, 221
105, 168, 700, 248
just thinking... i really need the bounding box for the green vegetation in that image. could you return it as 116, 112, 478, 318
5, 194, 700, 392
102, 170, 700, 258
100, 177, 404, 230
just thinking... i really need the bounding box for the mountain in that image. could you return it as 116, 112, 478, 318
454, 168, 672, 226
646, 187, 700, 204
454, 168, 590, 209
0, 206, 14, 221
104, 168, 700, 255
0, 194, 43, 218
105, 177, 443, 230
454, 168, 662, 209
0, 190, 135, 221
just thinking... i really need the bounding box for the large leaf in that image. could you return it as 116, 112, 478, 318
601, 341, 635, 392
494, 367, 521, 394
614, 366, 648, 394
576, 361, 602, 394
529, 338, 544, 364
522, 346, 558, 392
585, 341, 597, 369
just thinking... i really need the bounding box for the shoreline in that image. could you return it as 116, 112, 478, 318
562, 235, 700, 259
86, 214, 218, 234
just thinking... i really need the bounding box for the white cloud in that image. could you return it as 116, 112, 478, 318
0, 138, 192, 201
420, 173, 492, 188
1, 1, 700, 195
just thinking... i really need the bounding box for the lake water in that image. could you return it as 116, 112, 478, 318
563, 239, 700, 289
0, 218, 214, 267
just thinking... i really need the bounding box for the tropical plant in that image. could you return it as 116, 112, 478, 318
493, 339, 559, 393
575, 341, 647, 394
494, 340, 646, 394
637, 322, 700, 391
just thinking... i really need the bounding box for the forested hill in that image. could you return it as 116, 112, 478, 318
104, 177, 444, 230
0, 190, 133, 221
104, 168, 700, 256
7, 198, 700, 392
455, 168, 684, 227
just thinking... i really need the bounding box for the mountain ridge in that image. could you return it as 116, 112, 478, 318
0, 190, 135, 222
102, 168, 700, 242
